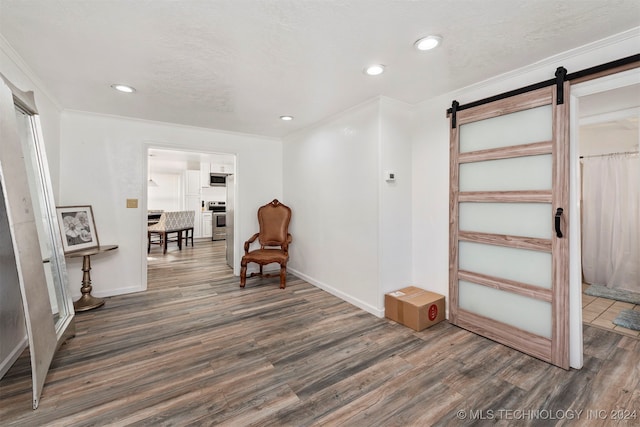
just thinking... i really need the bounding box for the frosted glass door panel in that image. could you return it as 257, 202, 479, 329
459, 105, 552, 153
459, 154, 552, 192
459, 280, 552, 338
459, 241, 551, 288
459, 202, 552, 239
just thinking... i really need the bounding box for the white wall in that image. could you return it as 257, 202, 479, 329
147, 173, 182, 211
284, 100, 381, 313
411, 29, 640, 368
411, 94, 451, 300
580, 123, 639, 155
60, 111, 282, 298
378, 98, 413, 302
283, 97, 413, 315
201, 186, 226, 202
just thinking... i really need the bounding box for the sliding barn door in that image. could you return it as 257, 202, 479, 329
449, 84, 570, 369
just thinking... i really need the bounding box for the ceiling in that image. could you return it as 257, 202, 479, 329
1, 0, 638, 138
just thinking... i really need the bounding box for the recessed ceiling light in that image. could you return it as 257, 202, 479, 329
364, 64, 385, 76
414, 35, 442, 51
280, 115, 294, 121
111, 84, 136, 93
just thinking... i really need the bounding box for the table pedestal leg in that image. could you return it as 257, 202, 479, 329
73, 254, 105, 311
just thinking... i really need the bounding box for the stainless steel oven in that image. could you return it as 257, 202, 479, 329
212, 212, 226, 241
208, 201, 226, 241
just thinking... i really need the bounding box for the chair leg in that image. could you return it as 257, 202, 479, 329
147, 231, 151, 253
240, 262, 247, 288
279, 265, 286, 289
178, 231, 183, 250
184, 228, 192, 246
162, 232, 168, 254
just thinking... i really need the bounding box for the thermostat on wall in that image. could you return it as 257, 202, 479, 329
385, 171, 396, 182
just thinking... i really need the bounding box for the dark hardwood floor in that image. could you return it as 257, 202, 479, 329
1, 241, 638, 426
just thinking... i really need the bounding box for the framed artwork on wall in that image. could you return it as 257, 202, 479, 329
56, 205, 99, 254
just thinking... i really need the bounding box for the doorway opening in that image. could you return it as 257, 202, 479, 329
143, 147, 237, 291
571, 69, 640, 340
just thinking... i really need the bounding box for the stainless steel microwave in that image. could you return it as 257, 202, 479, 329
210, 173, 227, 187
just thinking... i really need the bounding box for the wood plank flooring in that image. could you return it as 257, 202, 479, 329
1, 241, 639, 426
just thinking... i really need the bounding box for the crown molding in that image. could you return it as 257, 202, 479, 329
62, 109, 281, 142
0, 34, 62, 111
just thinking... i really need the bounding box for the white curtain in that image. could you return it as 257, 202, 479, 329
582, 153, 639, 292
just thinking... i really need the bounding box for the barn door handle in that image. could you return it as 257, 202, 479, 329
555, 208, 564, 238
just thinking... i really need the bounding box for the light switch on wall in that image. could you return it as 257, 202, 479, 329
126, 198, 138, 208
384, 171, 396, 182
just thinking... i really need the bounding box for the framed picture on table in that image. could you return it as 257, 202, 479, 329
56, 205, 100, 254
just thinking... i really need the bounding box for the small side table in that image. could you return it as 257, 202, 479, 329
67, 244, 118, 312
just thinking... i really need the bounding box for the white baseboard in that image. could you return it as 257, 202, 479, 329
288, 268, 384, 318
0, 335, 27, 380
71, 271, 385, 321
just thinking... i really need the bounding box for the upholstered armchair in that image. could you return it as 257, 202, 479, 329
240, 199, 292, 289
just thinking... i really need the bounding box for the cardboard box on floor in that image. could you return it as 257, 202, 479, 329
385, 286, 445, 331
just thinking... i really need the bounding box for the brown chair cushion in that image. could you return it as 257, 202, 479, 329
244, 248, 288, 264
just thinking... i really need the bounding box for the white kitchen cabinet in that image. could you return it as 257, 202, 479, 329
200, 162, 232, 187
185, 170, 200, 195
202, 212, 212, 238
210, 163, 229, 174
200, 162, 210, 188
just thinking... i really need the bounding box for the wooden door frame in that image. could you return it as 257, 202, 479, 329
142, 146, 240, 284
568, 66, 640, 368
